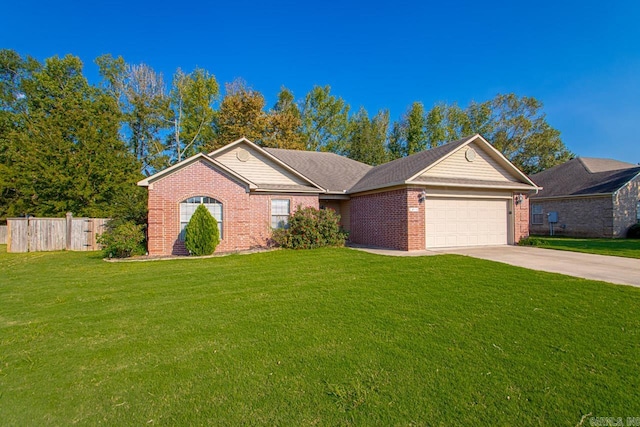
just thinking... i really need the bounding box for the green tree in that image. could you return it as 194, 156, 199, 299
422, 94, 572, 174
347, 107, 389, 165
0, 50, 39, 216
211, 79, 269, 149
1, 53, 144, 220
300, 85, 350, 153
96, 54, 169, 175
405, 102, 427, 155
167, 67, 219, 161
184, 204, 220, 256
263, 87, 306, 149
387, 121, 405, 160
489, 94, 572, 174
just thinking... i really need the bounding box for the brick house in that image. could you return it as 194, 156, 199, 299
529, 157, 640, 238
138, 134, 539, 255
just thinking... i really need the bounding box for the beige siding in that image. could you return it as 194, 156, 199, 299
416, 142, 518, 182
215, 144, 309, 186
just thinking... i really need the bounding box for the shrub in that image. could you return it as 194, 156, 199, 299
184, 204, 220, 256
518, 236, 548, 247
97, 219, 146, 258
627, 223, 640, 239
272, 206, 347, 249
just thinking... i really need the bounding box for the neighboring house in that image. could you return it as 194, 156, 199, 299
529, 157, 640, 238
138, 134, 538, 255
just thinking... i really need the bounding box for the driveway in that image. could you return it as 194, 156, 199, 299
436, 246, 640, 287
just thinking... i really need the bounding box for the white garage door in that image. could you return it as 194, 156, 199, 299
425, 198, 508, 248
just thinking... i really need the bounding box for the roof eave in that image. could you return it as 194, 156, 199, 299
252, 188, 324, 194
532, 193, 613, 200
410, 180, 539, 191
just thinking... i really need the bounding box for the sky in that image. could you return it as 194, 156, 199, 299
3, 0, 639, 162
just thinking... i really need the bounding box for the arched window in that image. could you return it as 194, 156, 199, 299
179, 196, 223, 240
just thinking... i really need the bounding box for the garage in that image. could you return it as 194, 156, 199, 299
425, 198, 509, 248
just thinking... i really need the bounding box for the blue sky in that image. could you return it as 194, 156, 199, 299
3, 0, 639, 162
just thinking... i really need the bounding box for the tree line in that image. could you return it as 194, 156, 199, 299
0, 49, 572, 221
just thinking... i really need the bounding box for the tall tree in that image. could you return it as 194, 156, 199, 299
387, 121, 405, 160
489, 94, 571, 174
300, 85, 350, 153
96, 54, 169, 175
421, 94, 572, 174
1, 53, 144, 219
210, 79, 268, 150
405, 102, 427, 155
0, 50, 40, 217
167, 67, 219, 162
347, 107, 388, 165
262, 87, 305, 149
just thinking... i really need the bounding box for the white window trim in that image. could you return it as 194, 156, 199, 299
271, 199, 291, 229
531, 204, 543, 225
179, 196, 223, 240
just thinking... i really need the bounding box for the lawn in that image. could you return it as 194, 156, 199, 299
1, 245, 639, 426
524, 236, 640, 259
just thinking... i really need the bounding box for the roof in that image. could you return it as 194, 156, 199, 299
530, 157, 640, 198
348, 135, 476, 193
264, 148, 372, 193
140, 134, 538, 195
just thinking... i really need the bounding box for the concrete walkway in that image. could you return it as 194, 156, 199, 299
350, 245, 640, 287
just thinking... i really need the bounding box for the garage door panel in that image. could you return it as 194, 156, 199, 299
426, 198, 508, 248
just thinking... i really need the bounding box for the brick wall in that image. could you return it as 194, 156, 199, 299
529, 196, 614, 237
349, 188, 424, 251
147, 159, 318, 255
613, 176, 640, 237
513, 194, 530, 243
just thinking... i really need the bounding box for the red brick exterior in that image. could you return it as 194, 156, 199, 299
147, 160, 318, 255
513, 194, 530, 243
146, 159, 534, 253
349, 188, 425, 251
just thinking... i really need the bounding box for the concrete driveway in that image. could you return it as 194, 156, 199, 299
435, 246, 640, 287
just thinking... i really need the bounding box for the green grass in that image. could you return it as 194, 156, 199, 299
1, 245, 639, 425
523, 236, 640, 259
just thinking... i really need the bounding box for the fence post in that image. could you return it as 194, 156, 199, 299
66, 212, 73, 251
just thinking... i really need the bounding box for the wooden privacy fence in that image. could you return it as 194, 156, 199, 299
7, 214, 108, 253
0, 225, 7, 244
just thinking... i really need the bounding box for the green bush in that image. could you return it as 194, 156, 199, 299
518, 236, 548, 247
627, 223, 640, 239
97, 219, 146, 258
184, 204, 220, 256
272, 206, 347, 249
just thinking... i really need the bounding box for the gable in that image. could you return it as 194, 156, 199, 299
413, 141, 519, 183
213, 142, 313, 187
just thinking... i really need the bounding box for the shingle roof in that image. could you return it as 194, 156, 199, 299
530, 157, 640, 198
264, 148, 372, 193
347, 136, 475, 193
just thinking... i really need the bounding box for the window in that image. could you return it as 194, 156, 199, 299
271, 199, 290, 229
180, 196, 223, 240
531, 204, 543, 225
637, 200, 640, 222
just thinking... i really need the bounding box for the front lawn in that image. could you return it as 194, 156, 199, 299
523, 236, 640, 259
1, 245, 638, 425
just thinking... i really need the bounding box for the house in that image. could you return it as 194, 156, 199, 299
137, 134, 539, 255
529, 157, 640, 237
